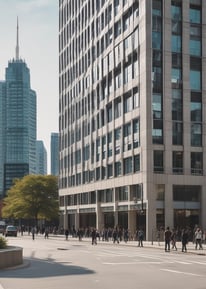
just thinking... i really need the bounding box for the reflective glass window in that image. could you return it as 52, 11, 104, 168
190, 8, 201, 24
190, 40, 201, 56
190, 70, 201, 90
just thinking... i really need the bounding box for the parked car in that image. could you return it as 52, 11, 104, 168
5, 225, 17, 237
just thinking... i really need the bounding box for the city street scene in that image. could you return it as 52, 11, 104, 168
1, 0, 206, 289
0, 234, 206, 289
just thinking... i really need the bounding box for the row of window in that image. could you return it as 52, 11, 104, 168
59, 183, 200, 206
152, 1, 163, 144
59, 183, 142, 206
60, 26, 138, 97
59, 0, 138, 53
59, 154, 140, 189
60, 87, 139, 150
154, 150, 203, 175
60, 55, 138, 124
60, 119, 139, 171
152, 1, 203, 145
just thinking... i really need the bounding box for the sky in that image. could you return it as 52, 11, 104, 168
0, 0, 59, 173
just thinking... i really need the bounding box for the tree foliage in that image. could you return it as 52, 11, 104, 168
2, 175, 59, 223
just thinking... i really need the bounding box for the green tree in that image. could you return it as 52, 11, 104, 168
2, 175, 59, 224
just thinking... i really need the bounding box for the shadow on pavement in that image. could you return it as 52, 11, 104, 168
0, 257, 95, 278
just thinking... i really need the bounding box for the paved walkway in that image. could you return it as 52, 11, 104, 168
51, 234, 206, 255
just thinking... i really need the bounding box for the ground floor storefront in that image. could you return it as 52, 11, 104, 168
59, 184, 205, 241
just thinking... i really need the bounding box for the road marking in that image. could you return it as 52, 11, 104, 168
192, 261, 206, 265
0, 284, 4, 289
103, 261, 163, 265
160, 269, 203, 277
175, 261, 192, 265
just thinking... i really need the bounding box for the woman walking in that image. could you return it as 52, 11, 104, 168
182, 229, 188, 252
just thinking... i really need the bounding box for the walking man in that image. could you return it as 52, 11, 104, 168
91, 228, 97, 245
137, 228, 144, 247
164, 226, 172, 252
31, 227, 36, 240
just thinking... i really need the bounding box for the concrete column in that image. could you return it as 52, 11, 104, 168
114, 210, 118, 227
64, 208, 68, 230
96, 204, 104, 230
164, 184, 173, 229
128, 210, 136, 237
147, 201, 156, 241
201, 185, 206, 230
75, 212, 80, 230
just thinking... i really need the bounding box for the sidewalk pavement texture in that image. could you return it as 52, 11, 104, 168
50, 235, 206, 255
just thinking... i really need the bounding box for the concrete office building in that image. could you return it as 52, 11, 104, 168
36, 140, 47, 175
50, 132, 59, 176
59, 0, 206, 239
0, 19, 37, 197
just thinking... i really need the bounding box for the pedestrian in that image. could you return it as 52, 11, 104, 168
137, 228, 144, 247
164, 226, 172, 252
31, 227, 36, 240
181, 229, 188, 252
171, 229, 177, 250
65, 228, 69, 240
44, 228, 49, 239
124, 229, 129, 243
112, 228, 119, 244
195, 227, 203, 250
91, 228, 97, 245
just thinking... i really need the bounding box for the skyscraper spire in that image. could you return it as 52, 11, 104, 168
16, 17, 19, 60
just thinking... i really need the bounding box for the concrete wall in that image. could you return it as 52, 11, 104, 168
0, 246, 23, 269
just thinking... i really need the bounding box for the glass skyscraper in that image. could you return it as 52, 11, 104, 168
36, 140, 47, 175
0, 20, 37, 197
59, 0, 206, 239
50, 132, 59, 176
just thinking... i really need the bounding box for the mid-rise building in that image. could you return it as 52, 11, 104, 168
59, 0, 206, 239
50, 132, 59, 176
36, 140, 47, 175
0, 19, 37, 197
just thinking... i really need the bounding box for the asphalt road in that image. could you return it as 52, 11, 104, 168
0, 234, 206, 289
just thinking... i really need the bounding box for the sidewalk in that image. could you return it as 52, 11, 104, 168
52, 234, 206, 255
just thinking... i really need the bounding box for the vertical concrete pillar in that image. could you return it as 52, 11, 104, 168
75, 212, 80, 230
64, 208, 68, 230
96, 204, 104, 230
146, 200, 156, 241
114, 210, 118, 227
164, 184, 173, 229
128, 210, 136, 238
201, 185, 206, 230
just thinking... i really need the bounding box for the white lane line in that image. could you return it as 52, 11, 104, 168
175, 261, 192, 265
160, 269, 203, 277
0, 284, 5, 289
103, 261, 163, 265
192, 261, 206, 265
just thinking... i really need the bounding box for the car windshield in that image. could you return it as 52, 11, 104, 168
7, 226, 16, 231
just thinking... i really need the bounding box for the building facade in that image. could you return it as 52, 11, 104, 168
36, 140, 47, 175
59, 0, 206, 239
0, 20, 37, 197
50, 132, 59, 176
